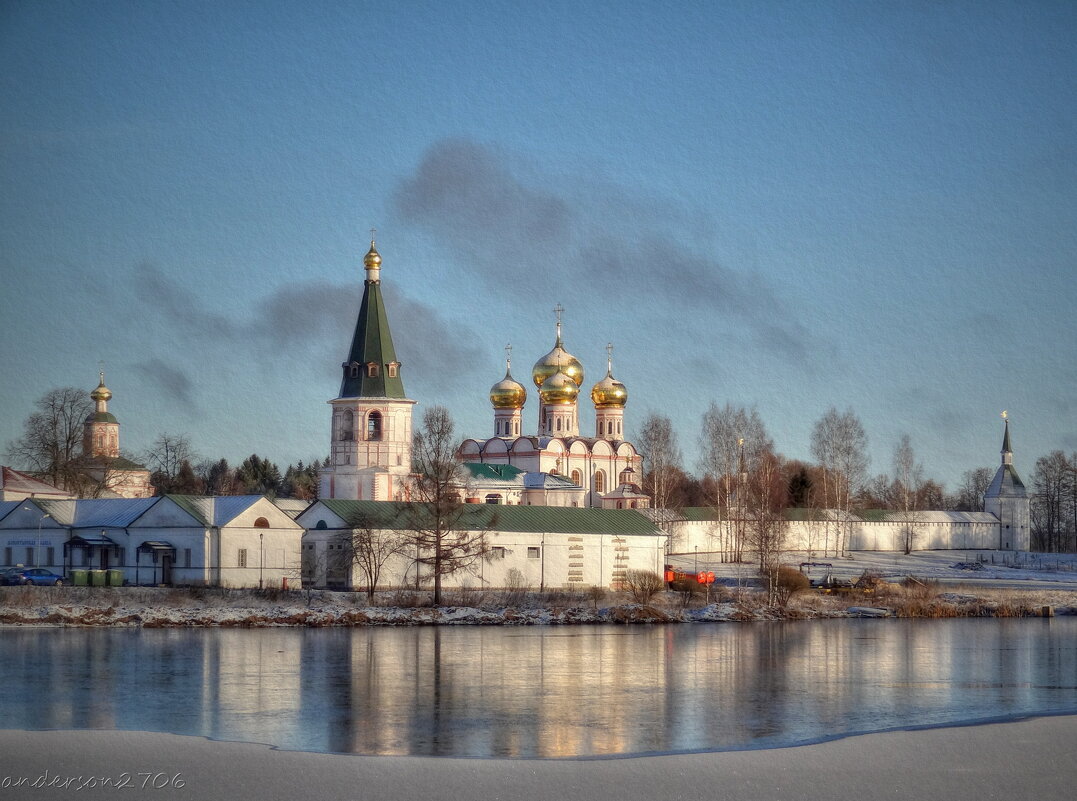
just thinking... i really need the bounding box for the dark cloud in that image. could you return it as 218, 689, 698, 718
133, 358, 196, 408
394, 139, 810, 359
130, 265, 484, 394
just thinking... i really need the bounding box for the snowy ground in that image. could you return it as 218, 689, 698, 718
3, 551, 1077, 626
2, 716, 1076, 801
669, 549, 1077, 589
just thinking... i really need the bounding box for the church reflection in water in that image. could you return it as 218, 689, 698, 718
2, 619, 1075, 757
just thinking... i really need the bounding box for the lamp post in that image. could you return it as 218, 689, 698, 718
35, 510, 50, 568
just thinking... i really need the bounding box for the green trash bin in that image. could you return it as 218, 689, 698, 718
90, 570, 106, 587
71, 569, 88, 587
107, 569, 124, 587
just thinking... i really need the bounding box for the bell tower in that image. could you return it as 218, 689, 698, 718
319, 233, 416, 500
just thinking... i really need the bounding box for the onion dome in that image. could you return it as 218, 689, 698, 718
91, 381, 112, 402
490, 369, 527, 409
532, 306, 584, 388
363, 239, 382, 270
591, 370, 628, 407
539, 369, 580, 405
90, 373, 112, 403
591, 344, 627, 407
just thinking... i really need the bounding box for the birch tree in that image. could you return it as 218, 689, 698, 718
811, 407, 868, 556
893, 434, 924, 554
636, 413, 682, 546
698, 402, 772, 562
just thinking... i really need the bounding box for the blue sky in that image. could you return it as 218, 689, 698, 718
2, 0, 1075, 490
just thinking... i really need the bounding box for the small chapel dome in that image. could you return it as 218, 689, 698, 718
490, 370, 527, 409
90, 376, 112, 403
539, 370, 580, 405
364, 241, 382, 269
591, 370, 628, 408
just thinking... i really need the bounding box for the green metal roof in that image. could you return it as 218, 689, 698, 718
463, 463, 526, 481
315, 500, 663, 536
86, 412, 118, 424
338, 279, 406, 399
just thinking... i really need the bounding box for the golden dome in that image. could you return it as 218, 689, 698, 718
539, 370, 579, 405
363, 240, 382, 269
591, 371, 628, 407
90, 374, 112, 403
490, 369, 527, 409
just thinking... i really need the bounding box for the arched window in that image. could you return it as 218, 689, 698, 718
594, 470, 606, 494
607, 421, 613, 435
367, 411, 383, 441
350, 363, 359, 378
367, 362, 380, 377
571, 470, 582, 487
315, 520, 327, 530
253, 517, 270, 528
341, 410, 354, 441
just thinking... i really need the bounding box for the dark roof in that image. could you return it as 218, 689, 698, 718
338, 279, 406, 399
313, 500, 663, 536
463, 463, 525, 481
985, 463, 1027, 498
85, 412, 118, 424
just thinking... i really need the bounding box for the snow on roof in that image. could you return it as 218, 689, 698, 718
0, 466, 73, 498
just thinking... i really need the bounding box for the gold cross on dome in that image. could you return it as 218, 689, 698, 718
369, 226, 377, 244
505, 343, 512, 369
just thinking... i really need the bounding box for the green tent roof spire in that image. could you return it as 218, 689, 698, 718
337, 237, 407, 399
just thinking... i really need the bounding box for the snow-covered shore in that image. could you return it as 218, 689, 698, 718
2, 586, 1075, 626
3, 715, 1076, 801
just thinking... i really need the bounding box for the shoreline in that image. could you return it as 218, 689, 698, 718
2, 583, 1076, 626
2, 715, 1076, 800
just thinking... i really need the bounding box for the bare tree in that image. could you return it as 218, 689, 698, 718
743, 448, 789, 600
699, 402, 772, 562
410, 405, 490, 605
951, 467, 993, 512
811, 407, 868, 556
893, 434, 924, 554
1031, 451, 1075, 552
5, 387, 92, 490
341, 515, 410, 603
143, 433, 196, 493
635, 413, 683, 546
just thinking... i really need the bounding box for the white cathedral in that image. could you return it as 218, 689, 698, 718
318, 240, 648, 509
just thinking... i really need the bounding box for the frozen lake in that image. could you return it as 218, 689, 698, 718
2, 618, 1076, 758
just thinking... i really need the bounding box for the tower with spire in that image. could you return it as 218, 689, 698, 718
532, 305, 584, 438
983, 412, 1030, 551
319, 234, 416, 501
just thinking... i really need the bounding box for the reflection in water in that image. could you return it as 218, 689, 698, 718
1, 619, 1075, 757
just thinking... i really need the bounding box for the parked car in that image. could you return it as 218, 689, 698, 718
0, 567, 26, 586
5, 568, 64, 586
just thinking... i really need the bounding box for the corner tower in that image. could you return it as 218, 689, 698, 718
983, 412, 1030, 551
319, 234, 416, 501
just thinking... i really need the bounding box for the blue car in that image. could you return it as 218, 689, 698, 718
6, 568, 64, 586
